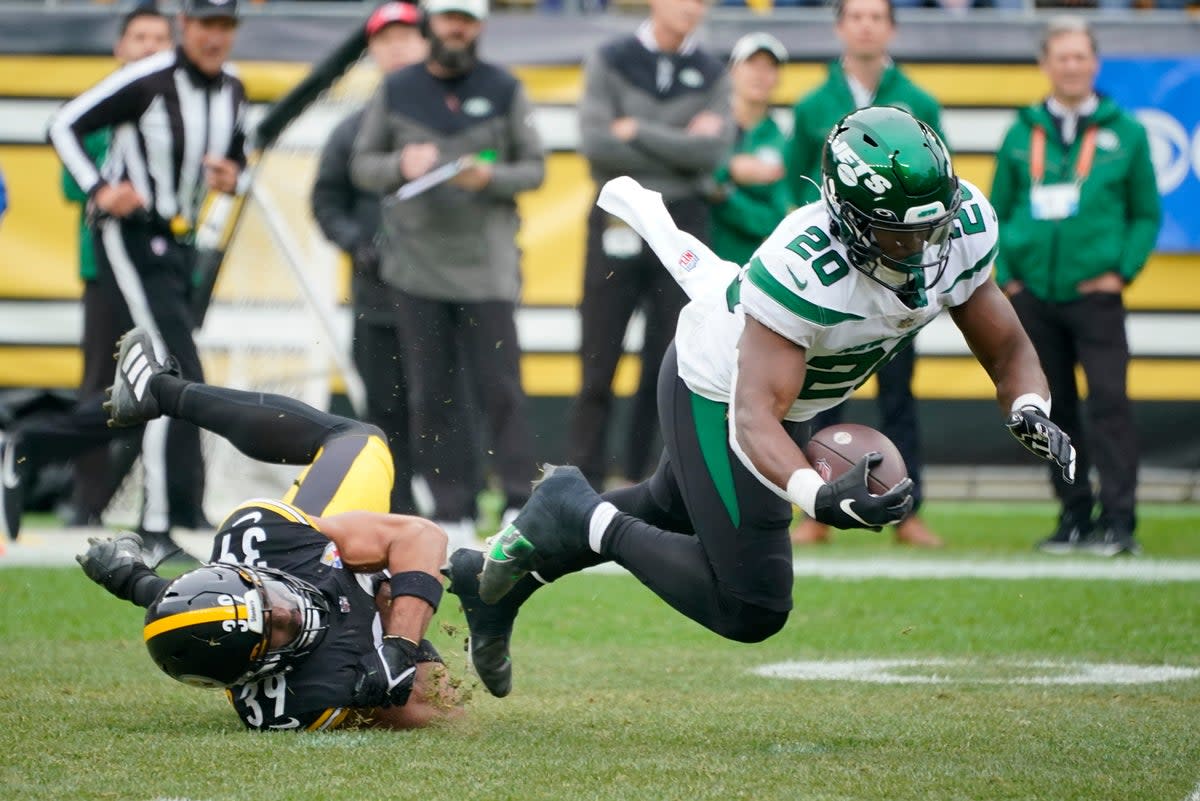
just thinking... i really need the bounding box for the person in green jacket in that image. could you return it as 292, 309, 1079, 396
709, 33, 793, 269
57, 6, 174, 526
990, 16, 1161, 558
786, 0, 945, 549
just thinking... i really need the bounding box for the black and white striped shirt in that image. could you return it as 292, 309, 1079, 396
49, 46, 248, 229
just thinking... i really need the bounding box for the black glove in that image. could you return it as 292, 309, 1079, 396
812, 453, 914, 531
76, 532, 147, 597
1006, 406, 1076, 483
351, 635, 420, 708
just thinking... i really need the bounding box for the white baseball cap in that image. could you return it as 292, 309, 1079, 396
729, 32, 788, 65
423, 0, 488, 20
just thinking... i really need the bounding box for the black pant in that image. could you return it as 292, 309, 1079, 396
539, 344, 796, 644
71, 274, 139, 518
394, 292, 535, 519
808, 342, 924, 511
96, 218, 206, 531
1011, 290, 1138, 531
352, 314, 415, 514
569, 197, 702, 488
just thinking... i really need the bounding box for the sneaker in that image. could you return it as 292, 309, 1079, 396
894, 515, 944, 548
139, 529, 197, 568
790, 516, 830, 546
1081, 528, 1141, 558
104, 327, 166, 428
443, 547, 519, 698
0, 433, 31, 541
1035, 516, 1092, 555
477, 464, 600, 605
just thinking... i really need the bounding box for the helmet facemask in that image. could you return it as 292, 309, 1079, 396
827, 185, 961, 294
241, 565, 330, 682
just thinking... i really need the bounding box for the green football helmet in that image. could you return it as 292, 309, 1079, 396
821, 106, 961, 294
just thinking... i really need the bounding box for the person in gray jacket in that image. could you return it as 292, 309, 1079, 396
311, 1, 428, 516
569, 0, 734, 491
350, 0, 543, 541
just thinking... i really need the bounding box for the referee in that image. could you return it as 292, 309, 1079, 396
43, 0, 248, 559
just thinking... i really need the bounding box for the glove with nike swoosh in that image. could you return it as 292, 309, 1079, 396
351, 635, 419, 708
812, 453, 914, 531
1006, 406, 1076, 484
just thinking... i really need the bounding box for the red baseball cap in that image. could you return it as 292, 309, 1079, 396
366, 2, 422, 37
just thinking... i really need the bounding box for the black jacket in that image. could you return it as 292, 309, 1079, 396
311, 109, 394, 322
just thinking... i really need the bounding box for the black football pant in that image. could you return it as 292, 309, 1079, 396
149, 376, 392, 518
808, 342, 923, 512
518, 344, 797, 644
98, 218, 206, 531
394, 293, 535, 520
1010, 290, 1138, 532
569, 197, 702, 488
353, 315, 415, 514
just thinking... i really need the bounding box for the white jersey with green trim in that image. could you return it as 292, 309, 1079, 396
675, 178, 999, 422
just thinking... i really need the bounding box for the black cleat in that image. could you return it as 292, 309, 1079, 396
477, 464, 601, 605
105, 327, 166, 428
1035, 515, 1092, 555
0, 433, 30, 541
139, 529, 198, 569
1081, 528, 1141, 558
443, 547, 520, 698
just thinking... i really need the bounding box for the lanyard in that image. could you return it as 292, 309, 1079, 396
1030, 124, 1097, 185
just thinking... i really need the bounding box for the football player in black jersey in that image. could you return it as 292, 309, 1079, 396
76, 327, 462, 731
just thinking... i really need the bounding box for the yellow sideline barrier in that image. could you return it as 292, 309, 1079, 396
0, 58, 1049, 108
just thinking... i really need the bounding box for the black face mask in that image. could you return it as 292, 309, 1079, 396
429, 31, 477, 75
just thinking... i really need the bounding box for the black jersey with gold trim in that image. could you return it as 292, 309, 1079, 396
210, 498, 383, 731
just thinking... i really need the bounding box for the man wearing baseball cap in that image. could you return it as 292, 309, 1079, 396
45, 0, 249, 557
351, 0, 543, 548
709, 32, 793, 269
311, 2, 428, 518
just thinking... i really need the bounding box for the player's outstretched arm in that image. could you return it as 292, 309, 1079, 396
951, 280, 1076, 482
312, 513, 452, 715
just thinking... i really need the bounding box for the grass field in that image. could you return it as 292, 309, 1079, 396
2, 501, 1198, 801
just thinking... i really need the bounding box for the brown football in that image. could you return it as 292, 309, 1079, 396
803, 423, 908, 495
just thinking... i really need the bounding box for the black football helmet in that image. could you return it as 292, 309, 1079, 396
143, 563, 329, 688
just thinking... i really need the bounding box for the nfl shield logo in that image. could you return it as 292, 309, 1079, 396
338, 596, 351, 613
679, 250, 699, 272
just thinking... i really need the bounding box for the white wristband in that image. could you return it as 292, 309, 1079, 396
1010, 393, 1051, 417
786, 468, 826, 518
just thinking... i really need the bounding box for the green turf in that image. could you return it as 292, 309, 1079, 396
2, 502, 1198, 801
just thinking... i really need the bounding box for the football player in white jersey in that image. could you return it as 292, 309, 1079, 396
443, 107, 1076, 699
